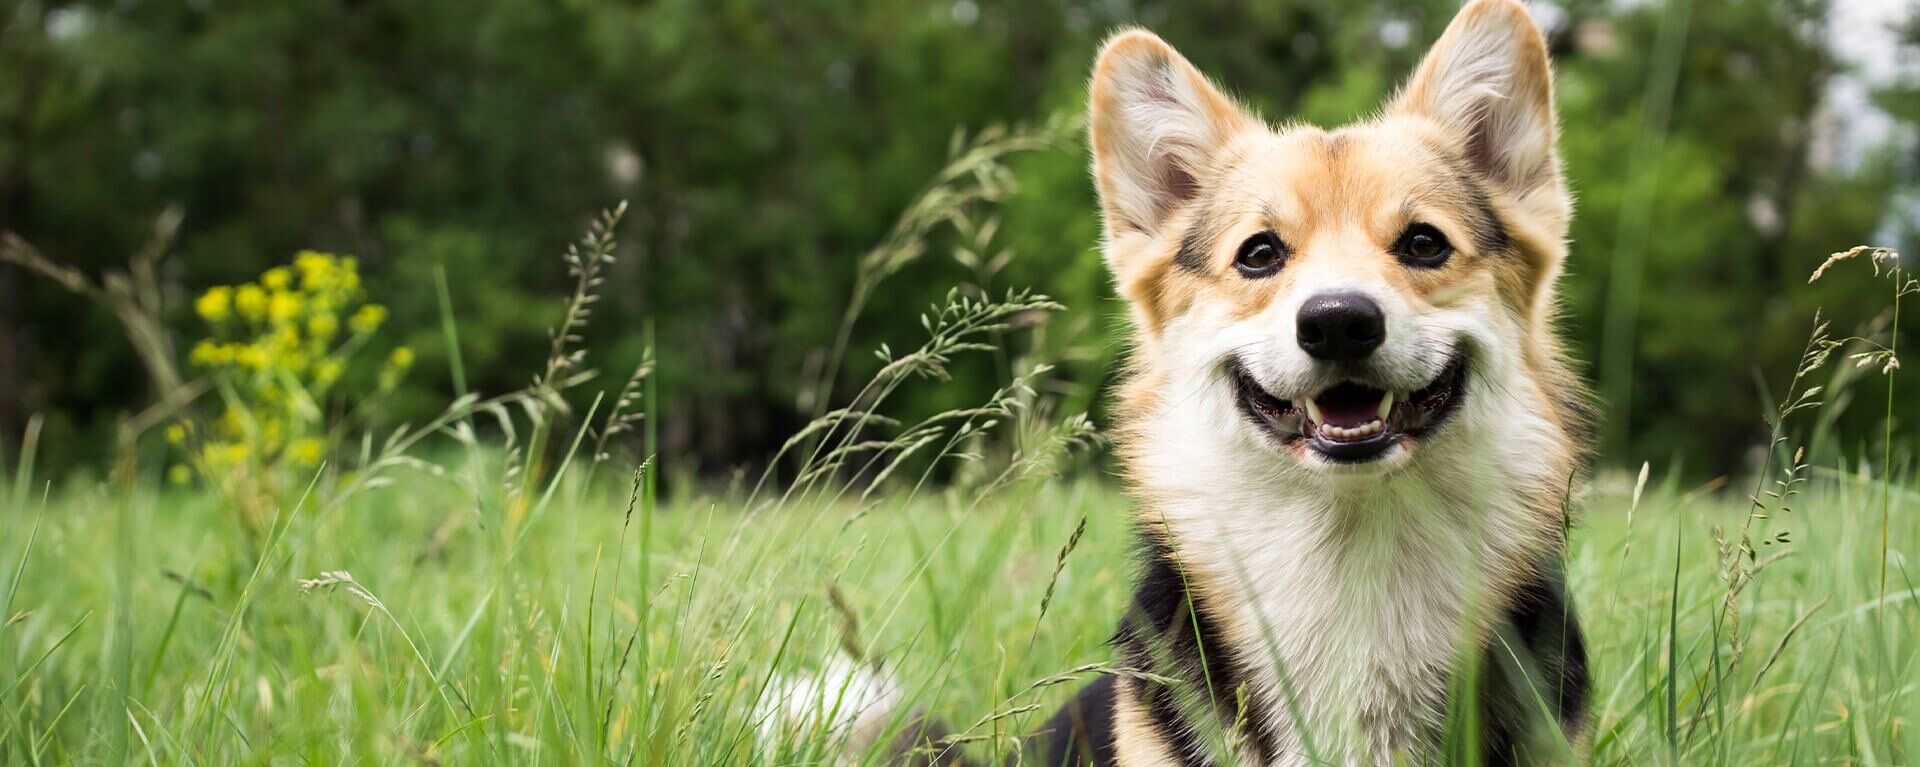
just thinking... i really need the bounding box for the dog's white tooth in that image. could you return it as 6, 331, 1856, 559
1377, 392, 1394, 420
1304, 399, 1324, 426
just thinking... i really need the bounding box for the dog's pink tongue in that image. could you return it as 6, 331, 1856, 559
1313, 383, 1386, 427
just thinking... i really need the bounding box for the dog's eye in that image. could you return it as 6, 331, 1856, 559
1395, 223, 1453, 269
1234, 231, 1287, 278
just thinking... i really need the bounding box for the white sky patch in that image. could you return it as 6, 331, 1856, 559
1379, 18, 1413, 50
1818, 0, 1917, 171
1821, 0, 1919, 246
44, 6, 93, 41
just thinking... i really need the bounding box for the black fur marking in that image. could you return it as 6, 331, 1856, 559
1108, 535, 1274, 765
1477, 556, 1591, 765
1032, 674, 1120, 766
883, 709, 973, 766
1174, 224, 1212, 273
1321, 132, 1352, 162
1552, 387, 1600, 448
1460, 176, 1514, 257
1419, 133, 1515, 259
1172, 174, 1237, 274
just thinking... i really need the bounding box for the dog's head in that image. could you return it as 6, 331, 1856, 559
1091, 0, 1580, 479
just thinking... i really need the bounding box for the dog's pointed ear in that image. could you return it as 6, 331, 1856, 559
1393, 0, 1558, 198
1089, 30, 1254, 240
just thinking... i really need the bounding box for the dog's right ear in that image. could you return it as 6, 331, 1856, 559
1089, 31, 1253, 246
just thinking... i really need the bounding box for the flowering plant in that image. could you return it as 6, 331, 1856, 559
170, 251, 411, 522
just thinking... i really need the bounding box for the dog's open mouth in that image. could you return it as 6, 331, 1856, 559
1229, 352, 1469, 463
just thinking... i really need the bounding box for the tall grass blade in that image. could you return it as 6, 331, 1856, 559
6, 415, 41, 515
434, 263, 470, 398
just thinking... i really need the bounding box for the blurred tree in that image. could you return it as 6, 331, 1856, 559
1552, 0, 1909, 468
1872, 8, 1920, 251
0, 0, 1912, 476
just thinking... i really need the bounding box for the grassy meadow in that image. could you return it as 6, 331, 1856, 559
0, 438, 1916, 764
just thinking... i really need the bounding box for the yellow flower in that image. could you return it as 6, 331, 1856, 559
262, 267, 292, 290
349, 304, 388, 334
287, 438, 325, 467
234, 284, 268, 322
236, 344, 269, 370
309, 291, 339, 314
268, 290, 302, 325
379, 346, 414, 390
190, 340, 223, 367
313, 359, 344, 386
308, 312, 339, 341
201, 440, 250, 467
165, 423, 187, 445
267, 324, 301, 354
295, 251, 338, 290
168, 464, 193, 485
195, 286, 233, 323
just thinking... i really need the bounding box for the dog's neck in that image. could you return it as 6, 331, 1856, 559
1122, 372, 1568, 764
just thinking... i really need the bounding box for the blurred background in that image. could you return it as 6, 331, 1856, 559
2, 0, 1916, 479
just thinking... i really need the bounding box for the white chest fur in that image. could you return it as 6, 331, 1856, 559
1129, 366, 1562, 765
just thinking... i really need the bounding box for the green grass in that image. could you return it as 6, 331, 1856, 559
0, 458, 1913, 765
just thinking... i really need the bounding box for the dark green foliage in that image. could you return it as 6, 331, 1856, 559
0, 0, 1913, 474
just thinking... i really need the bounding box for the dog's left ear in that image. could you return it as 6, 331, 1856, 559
1393, 0, 1559, 202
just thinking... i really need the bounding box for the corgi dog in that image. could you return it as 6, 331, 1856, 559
773, 1, 1590, 764
1053, 0, 1591, 762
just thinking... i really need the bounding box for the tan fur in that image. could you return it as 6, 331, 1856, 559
1110, 682, 1181, 766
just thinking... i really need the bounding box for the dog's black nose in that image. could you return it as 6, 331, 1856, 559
1296, 293, 1385, 361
